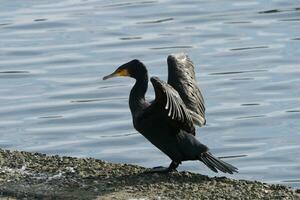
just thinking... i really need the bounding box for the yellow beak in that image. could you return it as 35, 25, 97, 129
103, 69, 129, 80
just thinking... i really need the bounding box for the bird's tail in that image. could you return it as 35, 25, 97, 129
198, 152, 238, 174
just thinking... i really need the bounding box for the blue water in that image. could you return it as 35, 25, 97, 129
0, 0, 300, 188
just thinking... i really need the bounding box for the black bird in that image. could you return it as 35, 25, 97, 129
103, 53, 238, 174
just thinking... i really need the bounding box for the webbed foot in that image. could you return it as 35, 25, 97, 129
144, 161, 180, 174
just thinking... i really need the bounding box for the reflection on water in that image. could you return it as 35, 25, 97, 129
137, 17, 174, 24
150, 45, 193, 50
0, 0, 299, 188
0, 71, 30, 74
230, 46, 268, 51
209, 69, 267, 75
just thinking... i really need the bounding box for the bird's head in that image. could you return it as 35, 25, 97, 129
103, 59, 147, 80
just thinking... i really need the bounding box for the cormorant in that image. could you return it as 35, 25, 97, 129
103, 53, 238, 174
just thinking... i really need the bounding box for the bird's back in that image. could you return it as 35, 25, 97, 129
135, 107, 203, 162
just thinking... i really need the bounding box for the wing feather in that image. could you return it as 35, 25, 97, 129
150, 77, 195, 134
167, 53, 206, 127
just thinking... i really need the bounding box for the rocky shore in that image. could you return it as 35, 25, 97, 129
0, 148, 299, 199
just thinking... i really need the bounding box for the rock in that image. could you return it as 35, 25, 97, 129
0, 148, 299, 200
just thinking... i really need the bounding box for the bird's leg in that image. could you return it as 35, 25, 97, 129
145, 161, 179, 173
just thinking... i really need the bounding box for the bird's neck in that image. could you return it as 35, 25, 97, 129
129, 74, 148, 115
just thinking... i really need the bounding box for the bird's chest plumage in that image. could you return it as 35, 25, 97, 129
134, 111, 170, 135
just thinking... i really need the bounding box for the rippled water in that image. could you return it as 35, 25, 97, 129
1, 0, 300, 188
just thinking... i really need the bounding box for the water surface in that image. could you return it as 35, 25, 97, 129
0, 0, 300, 188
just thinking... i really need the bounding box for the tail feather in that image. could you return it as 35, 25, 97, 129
200, 155, 218, 173
205, 155, 232, 174
199, 152, 238, 174
206, 154, 235, 174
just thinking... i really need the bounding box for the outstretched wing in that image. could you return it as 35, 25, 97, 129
149, 77, 195, 135
167, 53, 206, 127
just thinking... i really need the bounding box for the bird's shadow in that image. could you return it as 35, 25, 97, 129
95, 169, 224, 199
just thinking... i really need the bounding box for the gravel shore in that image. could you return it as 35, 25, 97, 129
0, 148, 299, 199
